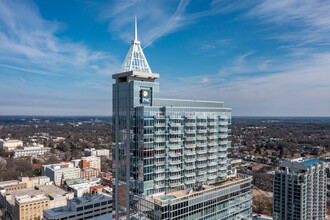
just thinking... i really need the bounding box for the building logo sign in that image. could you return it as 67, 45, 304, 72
141, 88, 151, 104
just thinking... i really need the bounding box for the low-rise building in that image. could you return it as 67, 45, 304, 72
80, 168, 100, 181
12, 146, 51, 157
42, 163, 81, 186
0, 184, 74, 220
0, 139, 23, 151
43, 193, 112, 220
72, 156, 101, 171
84, 148, 110, 158
67, 180, 102, 197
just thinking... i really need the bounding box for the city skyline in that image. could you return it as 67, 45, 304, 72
0, 0, 330, 116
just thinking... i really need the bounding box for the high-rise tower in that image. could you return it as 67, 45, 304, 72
113, 18, 252, 220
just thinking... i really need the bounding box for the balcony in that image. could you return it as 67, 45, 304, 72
155, 169, 165, 174
198, 170, 207, 175
197, 177, 207, 182
197, 129, 207, 134
155, 154, 165, 158
185, 137, 195, 141
154, 183, 165, 189
185, 173, 196, 177
208, 136, 218, 140
208, 122, 217, 126
197, 164, 207, 168
219, 147, 227, 152
219, 115, 228, 119
197, 122, 207, 127
197, 156, 207, 161
169, 123, 182, 127
170, 182, 184, 187
185, 115, 195, 119
185, 144, 195, 149
196, 116, 207, 119
154, 115, 165, 120
219, 134, 228, 139
155, 161, 165, 166
218, 160, 227, 165
208, 155, 217, 160
185, 165, 196, 170
154, 123, 166, 127
219, 141, 227, 145
196, 150, 207, 154
208, 148, 217, 153
169, 160, 182, 165
197, 136, 207, 141
219, 166, 227, 171
197, 143, 207, 147
154, 146, 165, 150
185, 129, 196, 134
169, 153, 182, 157
219, 122, 228, 126
185, 151, 196, 156
154, 176, 165, 181
219, 128, 228, 132
170, 115, 182, 120
169, 145, 182, 150
208, 168, 217, 173
208, 162, 217, 167
169, 130, 182, 135
208, 142, 217, 146
185, 158, 196, 163
154, 131, 165, 135
169, 138, 182, 142
154, 139, 166, 143
169, 175, 181, 180
169, 168, 181, 172
208, 115, 218, 119
185, 179, 196, 185
208, 175, 217, 180
218, 153, 227, 158
185, 123, 196, 127
208, 129, 218, 133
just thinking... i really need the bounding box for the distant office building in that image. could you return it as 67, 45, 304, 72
72, 156, 101, 171
0, 139, 23, 151
42, 162, 81, 186
84, 148, 110, 158
12, 145, 51, 157
273, 157, 327, 220
113, 19, 252, 219
43, 193, 112, 220
67, 179, 102, 197
80, 168, 100, 181
0, 183, 74, 220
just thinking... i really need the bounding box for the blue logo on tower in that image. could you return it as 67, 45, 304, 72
141, 88, 151, 104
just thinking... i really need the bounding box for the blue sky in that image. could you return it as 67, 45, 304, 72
0, 0, 330, 116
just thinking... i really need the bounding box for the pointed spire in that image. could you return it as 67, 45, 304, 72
119, 17, 152, 73
134, 16, 137, 41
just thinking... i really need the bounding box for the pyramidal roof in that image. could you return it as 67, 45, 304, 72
120, 17, 152, 73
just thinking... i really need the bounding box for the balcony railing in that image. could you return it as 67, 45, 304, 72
155, 161, 165, 166
219, 115, 228, 119
208, 142, 217, 146
218, 153, 227, 158
208, 162, 217, 167
185, 123, 196, 127
169, 182, 184, 187
169, 175, 181, 180
169, 168, 181, 172
208, 168, 217, 173
169, 138, 182, 142
197, 177, 207, 182
219, 166, 227, 171
185, 144, 195, 149
185, 151, 196, 156
208, 148, 217, 153
154, 176, 165, 181
197, 156, 207, 161
185, 179, 196, 185
219, 141, 227, 145
185, 173, 196, 177
185, 129, 196, 134
208, 175, 217, 180
198, 170, 207, 175
169, 123, 182, 127
196, 116, 207, 119
208, 136, 217, 140
208, 155, 217, 160
185, 165, 196, 170
196, 150, 207, 154
169, 160, 182, 165
154, 184, 165, 189
197, 136, 207, 141
155, 154, 165, 158
155, 169, 165, 174
169, 153, 182, 157
197, 129, 207, 134
219, 134, 228, 139
154, 139, 166, 143
208, 129, 218, 133
197, 123, 207, 127
185, 115, 195, 119
154, 131, 165, 135
197, 143, 207, 147
170, 116, 182, 120
185, 137, 195, 141
169, 146, 182, 150
185, 158, 196, 163
154, 146, 165, 150
219, 122, 228, 126
197, 164, 207, 168
208, 122, 217, 126
154, 123, 166, 127
169, 130, 182, 135
154, 115, 165, 120
219, 128, 228, 132
208, 115, 218, 119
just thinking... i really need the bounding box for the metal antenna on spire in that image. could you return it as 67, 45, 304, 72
134, 16, 137, 41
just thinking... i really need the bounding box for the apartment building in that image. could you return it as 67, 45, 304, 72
42, 163, 81, 186
273, 157, 327, 220
12, 146, 51, 157
84, 148, 110, 158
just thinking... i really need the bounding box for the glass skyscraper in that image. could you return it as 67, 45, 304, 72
113, 19, 252, 220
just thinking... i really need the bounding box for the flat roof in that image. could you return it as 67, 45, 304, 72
150, 175, 251, 205
4, 184, 72, 205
